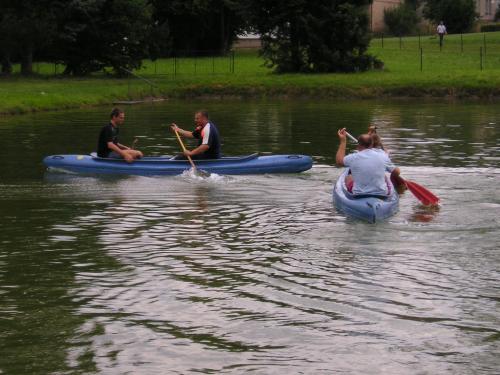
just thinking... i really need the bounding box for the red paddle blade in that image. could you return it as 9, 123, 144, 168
406, 180, 440, 206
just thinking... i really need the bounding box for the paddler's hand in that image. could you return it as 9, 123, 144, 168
171, 123, 180, 133
338, 128, 347, 142
368, 125, 378, 135
183, 150, 193, 157
123, 153, 134, 163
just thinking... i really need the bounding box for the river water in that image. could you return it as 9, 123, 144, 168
0, 100, 499, 374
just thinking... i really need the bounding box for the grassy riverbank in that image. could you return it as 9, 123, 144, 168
1, 32, 499, 115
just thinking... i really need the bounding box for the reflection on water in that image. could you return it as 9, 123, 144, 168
0, 100, 499, 374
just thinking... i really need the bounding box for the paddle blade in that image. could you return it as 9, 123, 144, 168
406, 180, 440, 206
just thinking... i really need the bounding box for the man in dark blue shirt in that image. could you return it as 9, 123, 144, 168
170, 110, 221, 159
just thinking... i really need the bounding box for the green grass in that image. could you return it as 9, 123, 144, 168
1, 32, 499, 114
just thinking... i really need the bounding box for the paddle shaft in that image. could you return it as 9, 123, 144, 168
345, 131, 358, 144
174, 129, 197, 170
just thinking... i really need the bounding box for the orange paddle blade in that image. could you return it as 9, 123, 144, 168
405, 180, 440, 206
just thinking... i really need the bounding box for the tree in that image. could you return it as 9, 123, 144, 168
384, 3, 419, 36
0, 12, 15, 74
423, 0, 477, 33
405, 0, 424, 10
0, 0, 60, 75
241, 0, 378, 73
149, 0, 245, 55
53, 0, 152, 76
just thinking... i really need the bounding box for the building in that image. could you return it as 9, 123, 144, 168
234, 33, 261, 49
476, 0, 500, 21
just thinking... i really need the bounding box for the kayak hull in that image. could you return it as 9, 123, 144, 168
43, 153, 313, 176
333, 169, 399, 223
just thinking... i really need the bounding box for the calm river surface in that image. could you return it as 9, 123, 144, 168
0, 100, 499, 374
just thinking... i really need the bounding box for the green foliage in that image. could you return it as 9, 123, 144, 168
0, 0, 61, 74
150, 0, 245, 55
241, 0, 378, 73
54, 0, 152, 76
384, 4, 419, 36
404, 0, 423, 10
423, 0, 477, 33
480, 23, 500, 32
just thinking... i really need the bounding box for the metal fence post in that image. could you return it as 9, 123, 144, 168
461, 33, 463, 53
483, 33, 486, 55
382, 33, 384, 48
480, 47, 483, 71
127, 76, 131, 98
420, 48, 423, 72
399, 36, 402, 50
232, 50, 235, 73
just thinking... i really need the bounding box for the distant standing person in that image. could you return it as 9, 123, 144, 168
170, 110, 221, 159
437, 21, 447, 48
97, 108, 143, 162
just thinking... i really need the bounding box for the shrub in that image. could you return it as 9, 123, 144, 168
423, 0, 477, 33
384, 4, 419, 36
480, 23, 500, 32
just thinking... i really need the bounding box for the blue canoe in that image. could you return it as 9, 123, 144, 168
43, 153, 313, 176
333, 168, 399, 223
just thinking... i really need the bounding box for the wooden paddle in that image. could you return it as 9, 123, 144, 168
345, 130, 439, 206
173, 128, 209, 177
174, 129, 196, 169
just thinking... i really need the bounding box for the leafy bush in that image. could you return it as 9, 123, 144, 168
480, 23, 500, 32
384, 4, 419, 36
423, 0, 477, 33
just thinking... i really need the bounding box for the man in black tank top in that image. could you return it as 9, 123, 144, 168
97, 108, 143, 162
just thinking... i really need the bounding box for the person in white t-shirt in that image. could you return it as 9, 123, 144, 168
336, 128, 401, 197
437, 21, 447, 48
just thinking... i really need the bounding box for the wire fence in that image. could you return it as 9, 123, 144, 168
14, 50, 236, 77
369, 32, 500, 72
372, 32, 497, 53
6, 32, 500, 79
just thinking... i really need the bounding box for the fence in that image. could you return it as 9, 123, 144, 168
12, 50, 236, 77
369, 32, 500, 72
6, 32, 500, 78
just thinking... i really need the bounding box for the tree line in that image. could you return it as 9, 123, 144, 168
2, 0, 479, 76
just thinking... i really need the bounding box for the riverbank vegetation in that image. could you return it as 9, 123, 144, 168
1, 32, 499, 115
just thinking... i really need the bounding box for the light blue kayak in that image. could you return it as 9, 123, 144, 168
43, 153, 313, 176
333, 168, 399, 223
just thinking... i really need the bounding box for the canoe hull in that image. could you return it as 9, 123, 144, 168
43, 154, 313, 176
333, 169, 399, 223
